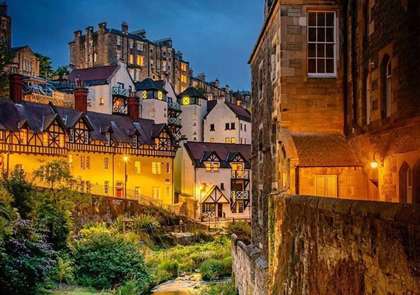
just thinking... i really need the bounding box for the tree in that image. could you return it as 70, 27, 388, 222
33, 160, 72, 189
35, 53, 53, 79
54, 65, 69, 80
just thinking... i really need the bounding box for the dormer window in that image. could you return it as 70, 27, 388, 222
157, 91, 163, 100
182, 96, 190, 105
205, 161, 220, 172
142, 91, 148, 99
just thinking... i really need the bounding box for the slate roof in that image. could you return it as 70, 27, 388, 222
135, 78, 166, 92
179, 87, 205, 98
205, 101, 251, 122
290, 133, 361, 167
184, 141, 251, 169
68, 65, 118, 86
0, 100, 168, 145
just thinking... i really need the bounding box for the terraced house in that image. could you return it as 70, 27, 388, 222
0, 75, 177, 206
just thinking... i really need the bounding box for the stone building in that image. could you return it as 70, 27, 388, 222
235, 0, 420, 293
69, 22, 190, 93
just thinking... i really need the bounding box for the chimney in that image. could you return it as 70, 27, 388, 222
9, 74, 23, 103
74, 87, 89, 113
121, 21, 128, 34
98, 22, 107, 32
127, 95, 139, 121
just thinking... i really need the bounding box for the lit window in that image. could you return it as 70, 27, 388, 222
104, 181, 109, 194
104, 157, 109, 169
182, 96, 190, 105
307, 11, 336, 77
225, 137, 231, 143
129, 54, 134, 64
137, 55, 144, 66
181, 63, 187, 71
99, 97, 105, 105
181, 75, 187, 83
135, 161, 141, 174
231, 137, 236, 144
152, 162, 162, 175
205, 162, 220, 172
157, 91, 163, 100
152, 187, 160, 199
142, 91, 148, 99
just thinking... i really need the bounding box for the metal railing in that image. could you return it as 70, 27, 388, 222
112, 86, 129, 97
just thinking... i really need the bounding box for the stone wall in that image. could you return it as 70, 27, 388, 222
232, 234, 268, 295
269, 194, 420, 294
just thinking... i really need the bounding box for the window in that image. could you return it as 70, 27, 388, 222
80, 156, 85, 169
209, 137, 215, 142
166, 162, 170, 173
231, 137, 236, 144
99, 97, 105, 105
307, 11, 336, 77
225, 123, 230, 130
225, 137, 231, 143
134, 186, 140, 198
86, 156, 90, 169
137, 42, 143, 51
104, 181, 109, 194
181, 62, 187, 71
86, 181, 91, 193
152, 162, 162, 175
244, 124, 247, 132
231, 123, 235, 130
210, 124, 215, 131
381, 55, 392, 119
129, 54, 134, 64
315, 175, 337, 197
240, 123, 243, 131
182, 96, 190, 105
137, 55, 144, 66
220, 183, 225, 190
152, 187, 160, 199
181, 75, 188, 83
135, 161, 141, 174
104, 157, 109, 169
204, 162, 220, 172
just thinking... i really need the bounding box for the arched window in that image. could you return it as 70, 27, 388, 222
413, 160, 420, 204
381, 55, 392, 119
399, 162, 411, 203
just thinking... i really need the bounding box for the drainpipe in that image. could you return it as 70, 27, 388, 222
343, 0, 349, 136
112, 153, 115, 196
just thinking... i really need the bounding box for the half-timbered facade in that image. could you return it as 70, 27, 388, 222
0, 89, 177, 206
177, 141, 251, 221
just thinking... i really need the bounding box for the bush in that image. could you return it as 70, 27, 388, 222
52, 255, 74, 285
73, 224, 151, 290
154, 260, 179, 283
4, 168, 34, 219
132, 214, 160, 234
227, 221, 251, 243
200, 281, 237, 295
200, 258, 231, 281
0, 219, 56, 295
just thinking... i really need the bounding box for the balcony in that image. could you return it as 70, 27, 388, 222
231, 190, 250, 200
168, 117, 182, 126
231, 170, 250, 179
168, 100, 181, 111
112, 86, 129, 97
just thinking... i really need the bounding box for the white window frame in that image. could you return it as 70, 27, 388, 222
307, 11, 337, 78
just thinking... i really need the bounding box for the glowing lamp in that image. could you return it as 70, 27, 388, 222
123, 155, 129, 162
370, 160, 379, 169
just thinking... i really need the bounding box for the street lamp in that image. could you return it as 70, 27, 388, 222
123, 155, 128, 198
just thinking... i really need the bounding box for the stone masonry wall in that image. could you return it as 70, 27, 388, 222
269, 194, 420, 294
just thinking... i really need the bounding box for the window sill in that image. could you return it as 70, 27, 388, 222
307, 73, 337, 79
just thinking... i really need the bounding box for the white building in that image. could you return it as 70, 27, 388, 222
178, 87, 208, 141
204, 99, 251, 144
178, 141, 251, 221
69, 61, 135, 115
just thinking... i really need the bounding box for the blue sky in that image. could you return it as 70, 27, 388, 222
8, 0, 264, 90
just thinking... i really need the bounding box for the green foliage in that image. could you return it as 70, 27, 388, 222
154, 260, 179, 283
35, 197, 71, 251
200, 281, 237, 295
35, 53, 53, 79
33, 160, 73, 189
132, 214, 160, 234
0, 219, 56, 295
0, 37, 15, 95
54, 65, 70, 80
73, 224, 151, 290
0, 183, 14, 238
227, 221, 251, 244
4, 168, 34, 219
52, 255, 75, 285
199, 257, 232, 281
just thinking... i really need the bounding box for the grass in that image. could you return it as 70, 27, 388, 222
50, 286, 113, 295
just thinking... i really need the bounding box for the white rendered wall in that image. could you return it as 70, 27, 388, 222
140, 99, 168, 124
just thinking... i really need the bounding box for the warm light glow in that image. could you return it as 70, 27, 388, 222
157, 91, 163, 100
123, 155, 129, 162
370, 160, 379, 169
182, 96, 190, 105
142, 91, 148, 99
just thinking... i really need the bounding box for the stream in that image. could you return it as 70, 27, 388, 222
151, 274, 201, 295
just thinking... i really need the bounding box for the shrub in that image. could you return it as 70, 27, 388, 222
4, 168, 34, 219
200, 258, 231, 281
52, 255, 74, 285
0, 219, 56, 295
200, 281, 237, 295
227, 221, 251, 243
132, 214, 160, 234
154, 260, 179, 283
73, 224, 151, 290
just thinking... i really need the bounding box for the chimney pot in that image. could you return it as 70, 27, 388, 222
121, 21, 128, 33
9, 74, 23, 103
127, 95, 139, 121
74, 87, 89, 113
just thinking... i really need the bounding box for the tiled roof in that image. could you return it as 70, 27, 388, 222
178, 87, 205, 98
68, 65, 118, 86
290, 133, 361, 167
207, 100, 217, 113
184, 141, 251, 168
0, 100, 168, 145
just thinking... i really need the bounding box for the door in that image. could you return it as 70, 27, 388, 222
217, 203, 223, 218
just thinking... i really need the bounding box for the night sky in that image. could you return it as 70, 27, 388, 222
8, 0, 264, 90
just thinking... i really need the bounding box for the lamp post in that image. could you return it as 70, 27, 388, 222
123, 155, 128, 198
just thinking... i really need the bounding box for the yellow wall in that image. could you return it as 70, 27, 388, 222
1, 151, 174, 206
